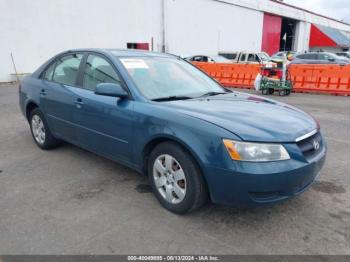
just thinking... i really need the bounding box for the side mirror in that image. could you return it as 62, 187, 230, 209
95, 83, 128, 98
328, 58, 335, 62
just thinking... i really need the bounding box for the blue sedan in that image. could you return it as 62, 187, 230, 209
19, 49, 326, 214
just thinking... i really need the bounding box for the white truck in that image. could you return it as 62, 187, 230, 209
219, 51, 275, 67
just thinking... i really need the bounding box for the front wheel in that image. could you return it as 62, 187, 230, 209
148, 142, 208, 214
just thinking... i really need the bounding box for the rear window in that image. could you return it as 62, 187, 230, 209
219, 53, 237, 60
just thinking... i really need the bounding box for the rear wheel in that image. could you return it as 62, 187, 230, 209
148, 142, 208, 214
29, 108, 61, 149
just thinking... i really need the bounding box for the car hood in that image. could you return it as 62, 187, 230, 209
162, 92, 317, 142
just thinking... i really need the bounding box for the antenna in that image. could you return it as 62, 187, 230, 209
10, 52, 20, 83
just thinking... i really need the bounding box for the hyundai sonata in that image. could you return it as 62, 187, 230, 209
19, 49, 326, 214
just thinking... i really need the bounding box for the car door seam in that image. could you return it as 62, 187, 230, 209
47, 114, 128, 144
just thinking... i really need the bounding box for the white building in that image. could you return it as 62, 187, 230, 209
1, 0, 350, 82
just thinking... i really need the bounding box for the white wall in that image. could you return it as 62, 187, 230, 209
293, 21, 311, 53
1, 0, 350, 82
0, 0, 163, 82
165, 0, 263, 56
216, 0, 350, 32
0, 0, 264, 82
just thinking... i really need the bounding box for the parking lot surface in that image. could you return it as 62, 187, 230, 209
1, 82, 350, 255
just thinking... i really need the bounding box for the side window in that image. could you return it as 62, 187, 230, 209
52, 54, 83, 86
239, 54, 246, 62
83, 55, 121, 91
248, 54, 258, 62
309, 54, 318, 60
297, 54, 310, 59
42, 62, 56, 81
202, 56, 208, 62
192, 56, 201, 62
319, 54, 331, 60
320, 54, 326, 60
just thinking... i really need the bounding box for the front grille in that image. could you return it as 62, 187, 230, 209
297, 131, 323, 159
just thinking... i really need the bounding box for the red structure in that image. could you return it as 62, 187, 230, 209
261, 13, 282, 56
309, 24, 337, 48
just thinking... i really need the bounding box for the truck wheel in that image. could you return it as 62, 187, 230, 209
279, 89, 287, 96
262, 89, 269, 95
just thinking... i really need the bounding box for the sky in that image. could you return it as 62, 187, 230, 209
284, 0, 350, 23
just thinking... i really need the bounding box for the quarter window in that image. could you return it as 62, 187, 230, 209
83, 55, 121, 91
52, 54, 83, 86
42, 62, 56, 81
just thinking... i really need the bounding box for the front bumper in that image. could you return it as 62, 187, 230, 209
204, 142, 326, 207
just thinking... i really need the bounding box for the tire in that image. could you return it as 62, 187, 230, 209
262, 89, 269, 95
268, 88, 274, 95
29, 108, 61, 150
148, 142, 208, 214
279, 89, 287, 96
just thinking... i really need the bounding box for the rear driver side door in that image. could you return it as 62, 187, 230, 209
40, 53, 84, 142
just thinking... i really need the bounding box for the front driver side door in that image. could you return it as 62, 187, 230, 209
72, 53, 135, 164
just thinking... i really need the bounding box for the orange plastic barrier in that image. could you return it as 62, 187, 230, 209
193, 62, 260, 88
288, 64, 350, 96
192, 62, 350, 96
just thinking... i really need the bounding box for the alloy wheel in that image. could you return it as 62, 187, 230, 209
31, 114, 46, 145
152, 154, 187, 204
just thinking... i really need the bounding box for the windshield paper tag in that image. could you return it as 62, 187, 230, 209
120, 59, 149, 69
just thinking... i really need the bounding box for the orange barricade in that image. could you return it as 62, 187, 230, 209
192, 62, 350, 96
288, 64, 350, 96
193, 62, 260, 89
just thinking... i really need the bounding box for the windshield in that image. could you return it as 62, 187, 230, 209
326, 53, 339, 59
258, 53, 270, 61
119, 56, 226, 100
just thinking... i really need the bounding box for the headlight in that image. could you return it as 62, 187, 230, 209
223, 139, 290, 162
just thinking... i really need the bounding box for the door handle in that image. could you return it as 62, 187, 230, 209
40, 89, 47, 96
74, 98, 84, 108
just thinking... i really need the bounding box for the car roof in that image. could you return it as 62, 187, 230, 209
305, 52, 332, 55
63, 48, 175, 58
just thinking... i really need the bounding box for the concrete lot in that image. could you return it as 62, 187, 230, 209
0, 82, 350, 255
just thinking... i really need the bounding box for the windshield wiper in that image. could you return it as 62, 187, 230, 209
152, 95, 193, 102
198, 91, 228, 98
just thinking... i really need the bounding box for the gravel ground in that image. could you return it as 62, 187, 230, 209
0, 82, 349, 255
